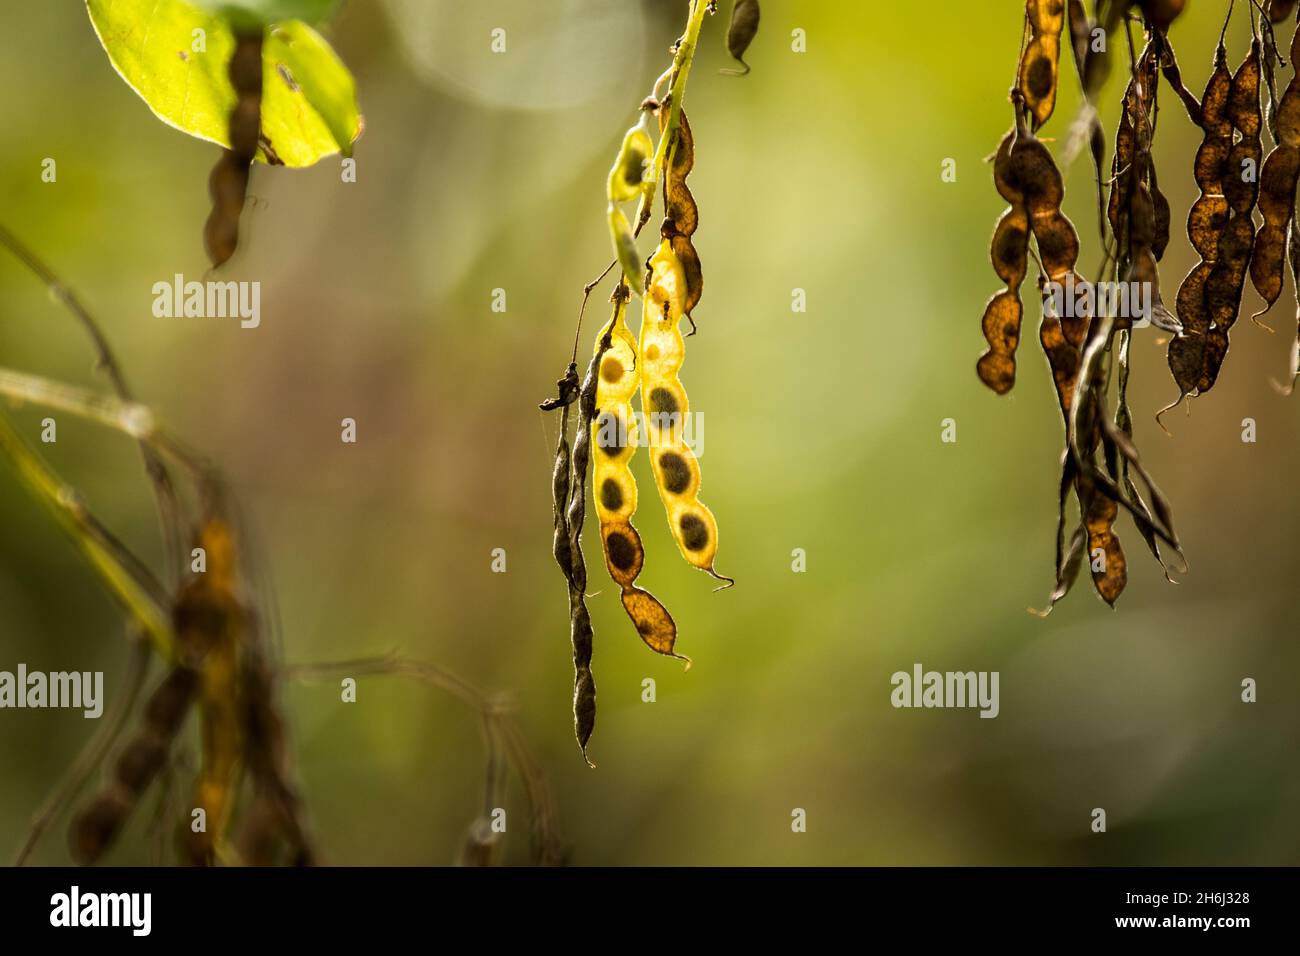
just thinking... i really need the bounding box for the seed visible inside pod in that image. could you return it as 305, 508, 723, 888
658, 451, 692, 494
600, 478, 624, 511
606, 531, 637, 571
679, 513, 709, 551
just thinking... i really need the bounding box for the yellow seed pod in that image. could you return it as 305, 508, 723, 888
176, 517, 245, 865
608, 204, 643, 293
639, 241, 729, 585
591, 294, 687, 662
607, 113, 655, 204
187, 629, 242, 864
592, 297, 642, 589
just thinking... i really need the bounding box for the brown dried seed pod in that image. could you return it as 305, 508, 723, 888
1252, 28, 1300, 317
659, 108, 702, 319
67, 665, 199, 864
1150, 163, 1172, 261
1019, 0, 1067, 131
1064, 0, 1107, 226
1085, 491, 1127, 605
571, 356, 603, 756
978, 132, 1030, 394
1270, 0, 1298, 24
722, 0, 760, 76
1167, 48, 1233, 401
1198, 41, 1261, 384
204, 30, 264, 268
1138, 0, 1185, 32
1167, 261, 1214, 396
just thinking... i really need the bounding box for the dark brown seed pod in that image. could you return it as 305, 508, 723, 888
203, 29, 264, 268
1138, 0, 1185, 32
1252, 28, 1300, 320
1198, 41, 1261, 383
67, 665, 200, 864
659, 108, 703, 320
977, 131, 1030, 394
1085, 491, 1127, 604
1019, 1, 1067, 131
1150, 163, 1172, 261
1064, 0, 1108, 230
562, 331, 611, 764
1165, 47, 1233, 403
1270, 0, 1298, 24
722, 0, 760, 76
1014, 127, 1086, 348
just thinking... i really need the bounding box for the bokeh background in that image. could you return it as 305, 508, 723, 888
0, 1, 1296, 866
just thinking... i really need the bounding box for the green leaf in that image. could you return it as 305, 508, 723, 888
264, 21, 360, 162
85, 0, 360, 167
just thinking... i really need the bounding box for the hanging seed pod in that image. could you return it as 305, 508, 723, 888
608, 205, 644, 292
977, 131, 1030, 394
659, 107, 703, 321
1251, 25, 1300, 322
639, 241, 730, 586
1199, 42, 1263, 392
607, 111, 655, 204
1138, 0, 1186, 32
177, 519, 244, 866
204, 29, 264, 268
591, 292, 687, 661
1270, 0, 1298, 24
722, 0, 760, 76
67, 667, 199, 864
1064, 0, 1108, 230
1019, 0, 1067, 131
1166, 45, 1233, 404
558, 333, 612, 764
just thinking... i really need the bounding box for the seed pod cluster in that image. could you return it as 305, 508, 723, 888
980, 3, 1192, 611
67, 507, 315, 865
204, 29, 263, 268
543, 5, 737, 760
591, 292, 685, 661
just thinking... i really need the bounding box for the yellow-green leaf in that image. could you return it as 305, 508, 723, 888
85, 0, 360, 167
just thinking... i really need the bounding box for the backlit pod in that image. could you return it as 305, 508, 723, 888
178, 518, 245, 866
591, 295, 684, 661
639, 241, 730, 586
606, 110, 656, 291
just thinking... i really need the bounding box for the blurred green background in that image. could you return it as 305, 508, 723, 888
0, 1, 1296, 866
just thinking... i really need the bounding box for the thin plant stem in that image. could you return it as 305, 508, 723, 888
0, 222, 185, 585
0, 411, 173, 655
